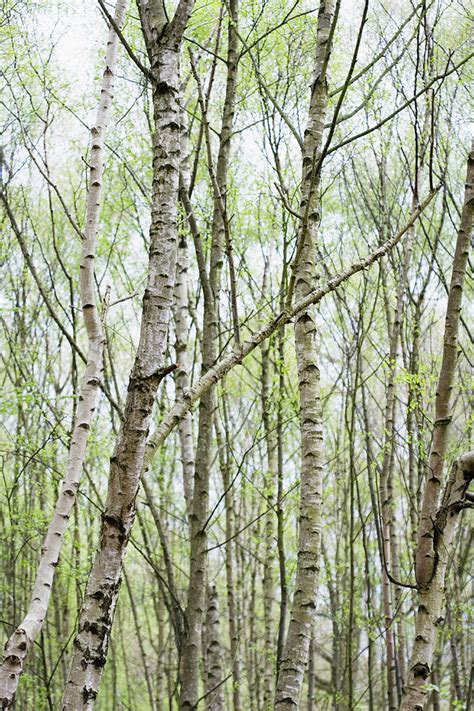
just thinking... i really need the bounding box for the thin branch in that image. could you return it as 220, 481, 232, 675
144, 187, 439, 464
97, 0, 152, 80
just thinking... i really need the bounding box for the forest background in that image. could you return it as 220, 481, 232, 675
0, 0, 472, 709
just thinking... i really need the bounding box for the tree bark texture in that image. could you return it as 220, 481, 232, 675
402, 144, 474, 710
173, 234, 195, 518
143, 188, 438, 480
415, 144, 474, 589
204, 585, 225, 711
0, 1, 127, 705
179, 3, 239, 707
401, 453, 474, 711
275, 1, 335, 707
61, 2, 194, 708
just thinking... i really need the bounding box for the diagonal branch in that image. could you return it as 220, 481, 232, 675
144, 187, 439, 464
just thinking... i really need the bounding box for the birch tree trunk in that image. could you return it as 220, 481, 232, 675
179, 2, 239, 706
204, 585, 225, 710
261, 332, 276, 708
174, 233, 195, 518
274, 1, 335, 707
174, 115, 196, 519
379, 229, 414, 709
60, 2, 195, 708
400, 453, 474, 711
379, 266, 406, 711
0, 1, 127, 705
215, 410, 242, 711
414, 144, 474, 589
401, 144, 474, 711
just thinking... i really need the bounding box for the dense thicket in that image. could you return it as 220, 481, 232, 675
0, 1, 472, 709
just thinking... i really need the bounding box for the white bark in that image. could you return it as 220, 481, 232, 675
401, 144, 474, 711
204, 585, 225, 711
275, 1, 334, 706
179, 3, 239, 706
61, 2, 195, 708
400, 453, 474, 711
173, 234, 195, 518
261, 330, 277, 708
214, 411, 242, 711
143, 188, 438, 473
0, 1, 127, 706
415, 144, 474, 588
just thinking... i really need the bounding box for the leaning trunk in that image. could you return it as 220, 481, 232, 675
401, 453, 474, 711
402, 144, 474, 710
0, 1, 127, 704
61, 3, 194, 707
